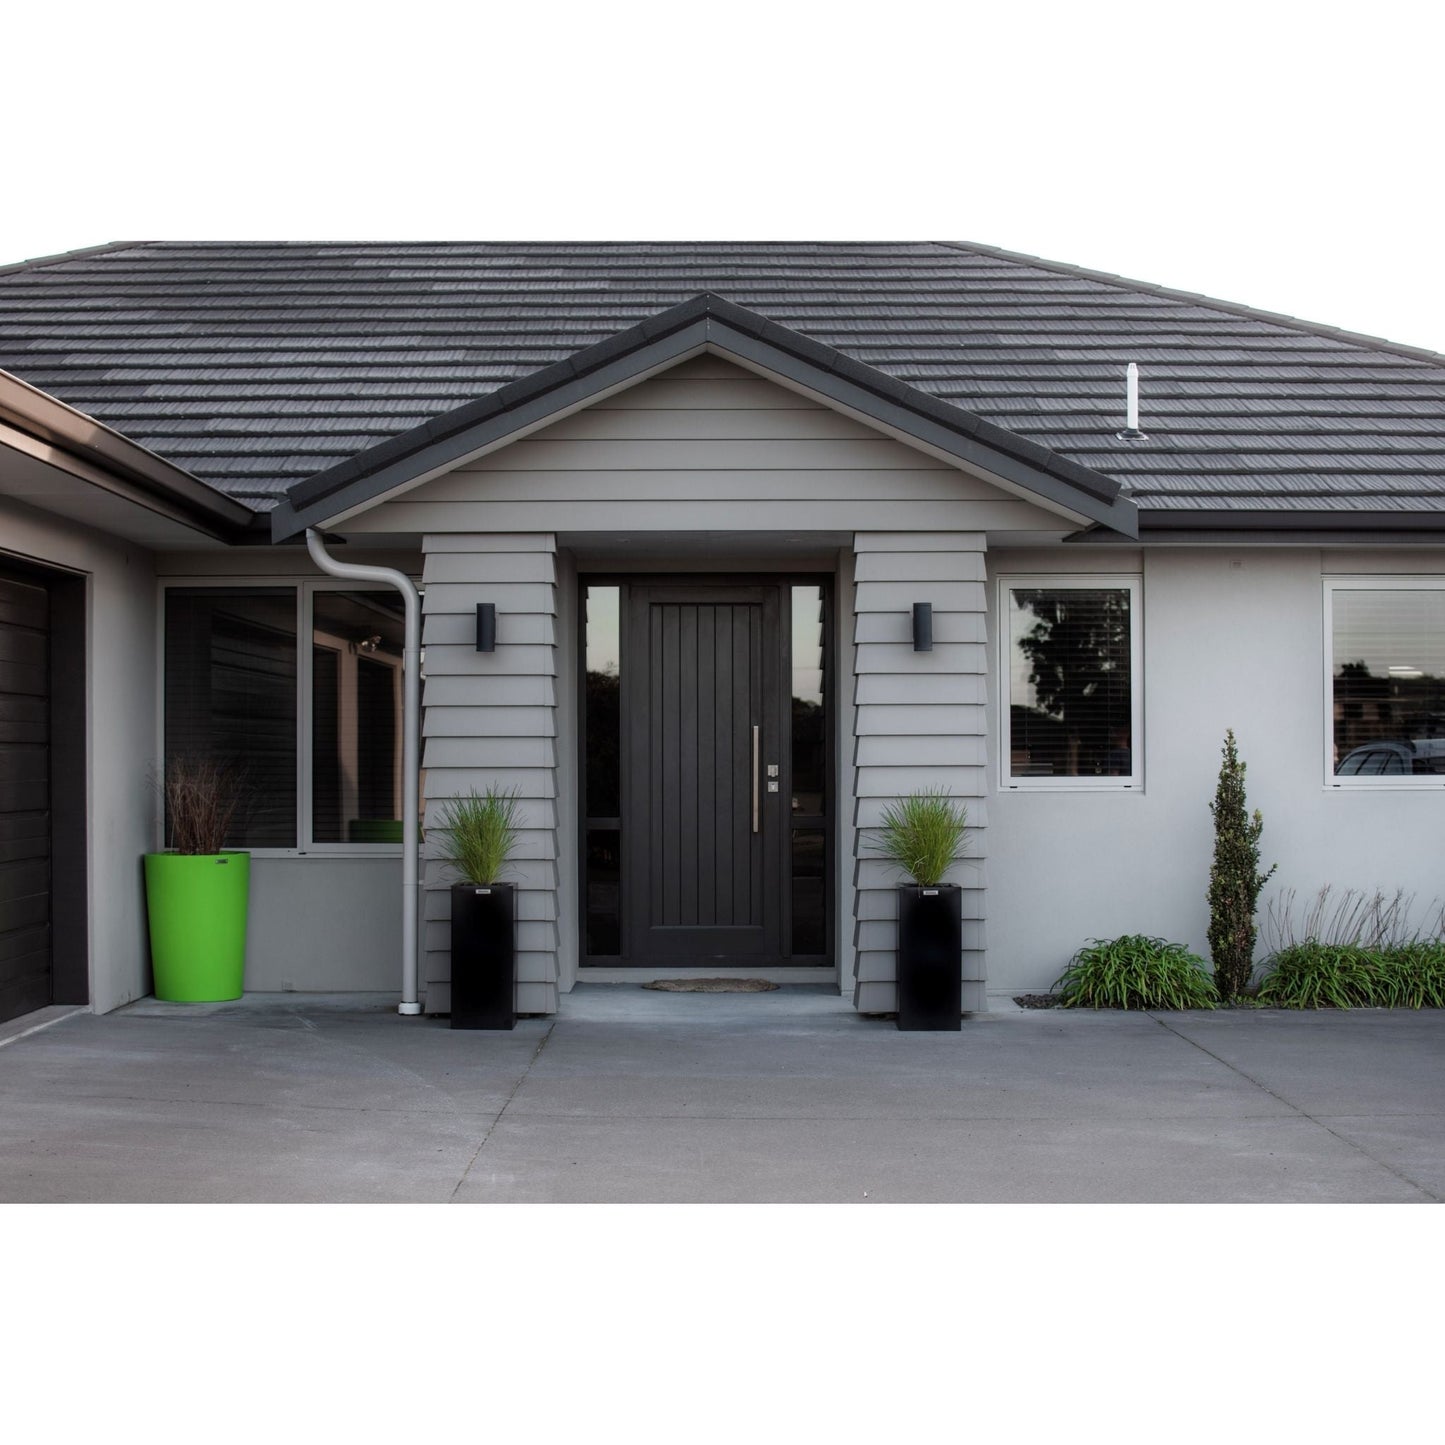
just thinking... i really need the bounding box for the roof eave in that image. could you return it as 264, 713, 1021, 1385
0, 367, 255, 539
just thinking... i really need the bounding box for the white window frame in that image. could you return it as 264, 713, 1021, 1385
1322, 576, 1445, 791
157, 576, 416, 856
997, 574, 1143, 792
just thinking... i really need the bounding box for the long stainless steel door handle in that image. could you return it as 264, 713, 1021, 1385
752, 724, 760, 834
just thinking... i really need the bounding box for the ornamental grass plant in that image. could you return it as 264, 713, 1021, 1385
160, 755, 242, 854
1255, 940, 1445, 1009
1377, 943, 1445, 1008
1255, 885, 1445, 1008
436, 786, 522, 885
1053, 934, 1218, 1010
1254, 943, 1379, 1009
871, 789, 969, 888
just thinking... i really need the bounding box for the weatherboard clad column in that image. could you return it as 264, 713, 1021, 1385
420, 534, 559, 1016
850, 533, 988, 1014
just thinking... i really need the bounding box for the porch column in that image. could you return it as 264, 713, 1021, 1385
420, 533, 560, 1015
851, 532, 988, 1013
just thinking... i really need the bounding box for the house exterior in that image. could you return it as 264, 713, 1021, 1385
2, 241, 1443, 1024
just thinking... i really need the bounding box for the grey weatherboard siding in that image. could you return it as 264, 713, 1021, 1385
421, 534, 560, 1015
851, 534, 987, 1013
344, 355, 1067, 538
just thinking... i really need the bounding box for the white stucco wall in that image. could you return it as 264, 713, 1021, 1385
244, 857, 405, 991
1, 495, 157, 1013
985, 545, 1445, 1002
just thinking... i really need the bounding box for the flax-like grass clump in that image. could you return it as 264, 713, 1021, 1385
872, 789, 969, 888
436, 786, 522, 885
1054, 935, 1218, 1010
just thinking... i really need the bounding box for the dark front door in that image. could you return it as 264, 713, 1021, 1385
623, 583, 785, 965
0, 572, 51, 1023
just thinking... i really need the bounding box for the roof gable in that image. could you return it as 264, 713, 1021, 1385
268, 293, 1135, 540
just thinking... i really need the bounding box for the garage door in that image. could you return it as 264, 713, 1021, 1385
0, 571, 50, 1023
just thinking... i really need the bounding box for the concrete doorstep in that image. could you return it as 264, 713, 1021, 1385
0, 987, 1441, 1204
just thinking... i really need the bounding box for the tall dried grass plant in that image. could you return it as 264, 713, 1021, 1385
1262, 885, 1444, 953
162, 755, 241, 855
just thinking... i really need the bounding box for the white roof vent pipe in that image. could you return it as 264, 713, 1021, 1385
1116, 362, 1148, 440
306, 528, 423, 1016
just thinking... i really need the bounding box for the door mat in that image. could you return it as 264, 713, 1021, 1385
642, 978, 780, 993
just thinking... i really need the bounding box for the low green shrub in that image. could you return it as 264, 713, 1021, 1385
1053, 935, 1218, 1010
1377, 942, 1445, 1009
1254, 943, 1378, 1008
1256, 940, 1445, 1009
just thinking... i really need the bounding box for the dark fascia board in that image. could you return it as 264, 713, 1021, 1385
0, 366, 255, 539
271, 293, 1137, 541
1070, 508, 1445, 545
1140, 508, 1445, 533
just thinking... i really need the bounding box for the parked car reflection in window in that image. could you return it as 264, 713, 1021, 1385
1335, 739, 1445, 776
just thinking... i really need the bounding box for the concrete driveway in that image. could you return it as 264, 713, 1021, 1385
1, 986, 1441, 1202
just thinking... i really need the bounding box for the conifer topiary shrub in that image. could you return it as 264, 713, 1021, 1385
1207, 730, 1275, 1000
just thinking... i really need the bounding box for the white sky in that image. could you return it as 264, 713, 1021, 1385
5, 0, 1444, 353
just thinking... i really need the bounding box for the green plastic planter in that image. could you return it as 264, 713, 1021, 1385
144, 851, 250, 1001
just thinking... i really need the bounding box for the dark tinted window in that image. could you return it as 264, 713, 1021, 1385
165, 588, 297, 847
1008, 586, 1133, 780
1332, 588, 1445, 774
311, 590, 407, 842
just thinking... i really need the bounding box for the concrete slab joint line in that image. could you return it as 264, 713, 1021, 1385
1146, 1013, 1441, 1202
449, 1020, 557, 1202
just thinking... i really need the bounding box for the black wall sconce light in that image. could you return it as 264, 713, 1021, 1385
476, 602, 497, 653
912, 602, 933, 652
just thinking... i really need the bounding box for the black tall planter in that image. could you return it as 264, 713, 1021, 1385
896, 884, 962, 1031
450, 882, 516, 1030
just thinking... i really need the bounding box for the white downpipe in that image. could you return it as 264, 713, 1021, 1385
306, 529, 423, 1016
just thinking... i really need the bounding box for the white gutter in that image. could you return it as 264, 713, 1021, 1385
306, 528, 423, 1016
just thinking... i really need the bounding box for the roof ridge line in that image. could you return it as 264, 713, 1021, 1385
0, 240, 153, 277
929, 240, 1445, 367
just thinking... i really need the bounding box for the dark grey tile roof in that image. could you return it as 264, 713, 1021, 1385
1, 240, 1443, 520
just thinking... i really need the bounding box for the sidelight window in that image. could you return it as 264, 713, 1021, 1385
583, 585, 622, 955
790, 584, 828, 956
